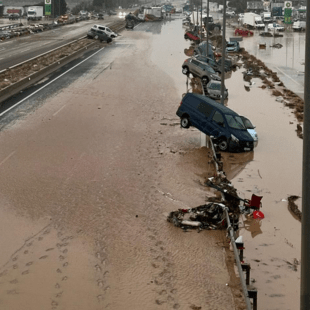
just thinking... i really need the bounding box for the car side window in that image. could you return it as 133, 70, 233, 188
98, 30, 103, 34
212, 111, 225, 127
197, 102, 213, 118
192, 59, 199, 66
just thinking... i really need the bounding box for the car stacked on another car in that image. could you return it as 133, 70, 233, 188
182, 58, 221, 84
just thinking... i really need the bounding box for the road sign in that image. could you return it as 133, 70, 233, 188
45, 0, 51, 15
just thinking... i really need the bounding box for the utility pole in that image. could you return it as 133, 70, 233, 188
206, 0, 209, 53
300, 0, 310, 305
200, 0, 202, 40
220, 0, 227, 105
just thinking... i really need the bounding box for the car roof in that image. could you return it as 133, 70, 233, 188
186, 93, 237, 115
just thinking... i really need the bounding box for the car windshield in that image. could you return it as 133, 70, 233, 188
209, 83, 221, 90
227, 42, 236, 47
225, 115, 246, 129
241, 117, 255, 129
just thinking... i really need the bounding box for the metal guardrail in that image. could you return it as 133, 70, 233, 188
208, 136, 257, 310
0, 23, 22, 31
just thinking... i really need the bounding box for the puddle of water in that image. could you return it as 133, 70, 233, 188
225, 67, 302, 310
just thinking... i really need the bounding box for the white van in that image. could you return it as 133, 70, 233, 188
92, 24, 118, 38
293, 20, 306, 31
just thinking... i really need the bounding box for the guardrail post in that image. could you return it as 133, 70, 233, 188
241, 263, 251, 285
248, 289, 258, 310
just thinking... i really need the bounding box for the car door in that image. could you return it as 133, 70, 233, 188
195, 102, 214, 133
190, 59, 200, 76
209, 110, 227, 138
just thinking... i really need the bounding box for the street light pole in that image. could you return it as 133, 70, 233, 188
300, 0, 310, 305
220, 0, 227, 105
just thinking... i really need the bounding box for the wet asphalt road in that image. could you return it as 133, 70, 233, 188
0, 16, 123, 70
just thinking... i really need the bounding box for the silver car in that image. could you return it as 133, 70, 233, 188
206, 81, 228, 100
182, 58, 221, 83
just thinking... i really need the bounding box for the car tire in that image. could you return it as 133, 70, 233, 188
94, 35, 99, 40
181, 116, 190, 128
202, 76, 209, 84
182, 66, 189, 75
107, 38, 112, 43
111, 35, 116, 38
218, 139, 229, 151
184, 34, 189, 40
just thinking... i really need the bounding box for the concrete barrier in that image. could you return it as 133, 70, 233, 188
0, 41, 97, 105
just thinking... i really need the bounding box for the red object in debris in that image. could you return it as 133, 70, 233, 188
184, 31, 200, 43
181, 209, 188, 213
214, 52, 222, 58
234, 28, 253, 37
244, 194, 263, 210
253, 210, 265, 219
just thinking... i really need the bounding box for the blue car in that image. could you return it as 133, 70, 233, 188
176, 93, 254, 152
226, 41, 240, 53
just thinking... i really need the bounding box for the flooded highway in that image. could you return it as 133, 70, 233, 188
0, 10, 304, 310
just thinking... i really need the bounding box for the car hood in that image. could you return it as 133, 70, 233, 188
229, 128, 254, 142
246, 128, 258, 141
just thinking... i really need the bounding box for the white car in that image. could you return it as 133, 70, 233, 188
226, 10, 235, 17
92, 24, 118, 38
267, 23, 284, 31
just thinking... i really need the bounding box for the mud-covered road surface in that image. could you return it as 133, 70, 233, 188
0, 19, 241, 310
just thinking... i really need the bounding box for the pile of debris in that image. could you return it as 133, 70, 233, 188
167, 202, 230, 231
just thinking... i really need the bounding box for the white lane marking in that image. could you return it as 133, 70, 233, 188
274, 66, 304, 87
20, 48, 30, 53
53, 104, 66, 116
0, 151, 16, 167
0, 47, 105, 118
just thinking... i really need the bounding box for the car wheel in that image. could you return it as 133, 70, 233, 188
94, 35, 99, 40
182, 66, 189, 75
107, 38, 112, 43
218, 139, 229, 151
184, 34, 189, 40
111, 35, 116, 38
181, 116, 190, 128
202, 76, 209, 84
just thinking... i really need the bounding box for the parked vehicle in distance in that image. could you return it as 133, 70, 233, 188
182, 58, 221, 83
226, 10, 235, 17
262, 12, 272, 23
92, 24, 118, 38
194, 55, 230, 73
206, 80, 228, 100
184, 30, 200, 43
226, 41, 240, 52
235, 28, 253, 37
27, 6, 43, 21
9, 14, 19, 20
98, 13, 104, 20
176, 93, 254, 152
202, 15, 221, 31
242, 12, 265, 29
240, 116, 258, 147
267, 23, 284, 31
87, 28, 112, 43
293, 20, 306, 31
